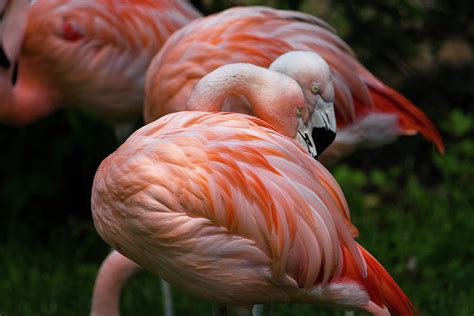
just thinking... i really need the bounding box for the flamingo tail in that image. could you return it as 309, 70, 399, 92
368, 82, 445, 153
356, 244, 418, 316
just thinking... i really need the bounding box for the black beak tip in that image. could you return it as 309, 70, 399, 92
0, 47, 11, 69
0, 46, 19, 85
312, 127, 336, 159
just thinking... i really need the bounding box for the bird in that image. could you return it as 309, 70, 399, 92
0, 0, 201, 134
91, 50, 338, 316
143, 6, 444, 165
91, 59, 416, 315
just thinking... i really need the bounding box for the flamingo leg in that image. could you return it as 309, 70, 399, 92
253, 304, 275, 316
160, 279, 174, 316
252, 305, 264, 316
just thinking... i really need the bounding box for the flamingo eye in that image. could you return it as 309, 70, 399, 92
311, 84, 320, 95
296, 107, 303, 117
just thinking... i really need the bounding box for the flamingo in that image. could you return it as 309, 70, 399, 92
143, 6, 444, 164
91, 58, 416, 315
0, 0, 201, 134
91, 50, 338, 315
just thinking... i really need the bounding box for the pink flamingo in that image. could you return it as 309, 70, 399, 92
144, 6, 444, 164
0, 0, 200, 134
91, 55, 416, 315
91, 50, 337, 315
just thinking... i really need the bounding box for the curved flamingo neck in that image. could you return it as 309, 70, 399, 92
186, 63, 304, 137
186, 64, 264, 112
90, 251, 142, 316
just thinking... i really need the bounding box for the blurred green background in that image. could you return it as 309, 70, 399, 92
1, 0, 473, 315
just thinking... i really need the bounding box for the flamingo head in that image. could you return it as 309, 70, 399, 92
270, 51, 336, 158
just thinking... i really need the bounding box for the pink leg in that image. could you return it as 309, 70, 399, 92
90, 251, 142, 316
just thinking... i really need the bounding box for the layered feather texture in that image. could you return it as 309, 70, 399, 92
92, 111, 415, 315
144, 6, 443, 157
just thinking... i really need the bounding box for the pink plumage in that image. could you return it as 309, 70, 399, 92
0, 0, 201, 124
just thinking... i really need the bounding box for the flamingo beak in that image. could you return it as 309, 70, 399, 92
312, 97, 336, 157
0, 47, 18, 85
0, 47, 10, 69
296, 96, 336, 159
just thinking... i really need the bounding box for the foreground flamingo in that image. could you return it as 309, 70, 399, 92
92, 58, 416, 315
0, 0, 201, 131
144, 6, 444, 164
91, 50, 338, 315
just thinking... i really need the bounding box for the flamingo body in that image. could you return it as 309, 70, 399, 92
0, 0, 201, 124
91, 111, 415, 315
144, 6, 444, 162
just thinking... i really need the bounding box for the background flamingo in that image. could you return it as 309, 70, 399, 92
91, 60, 416, 314
0, 0, 201, 133
144, 6, 444, 164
